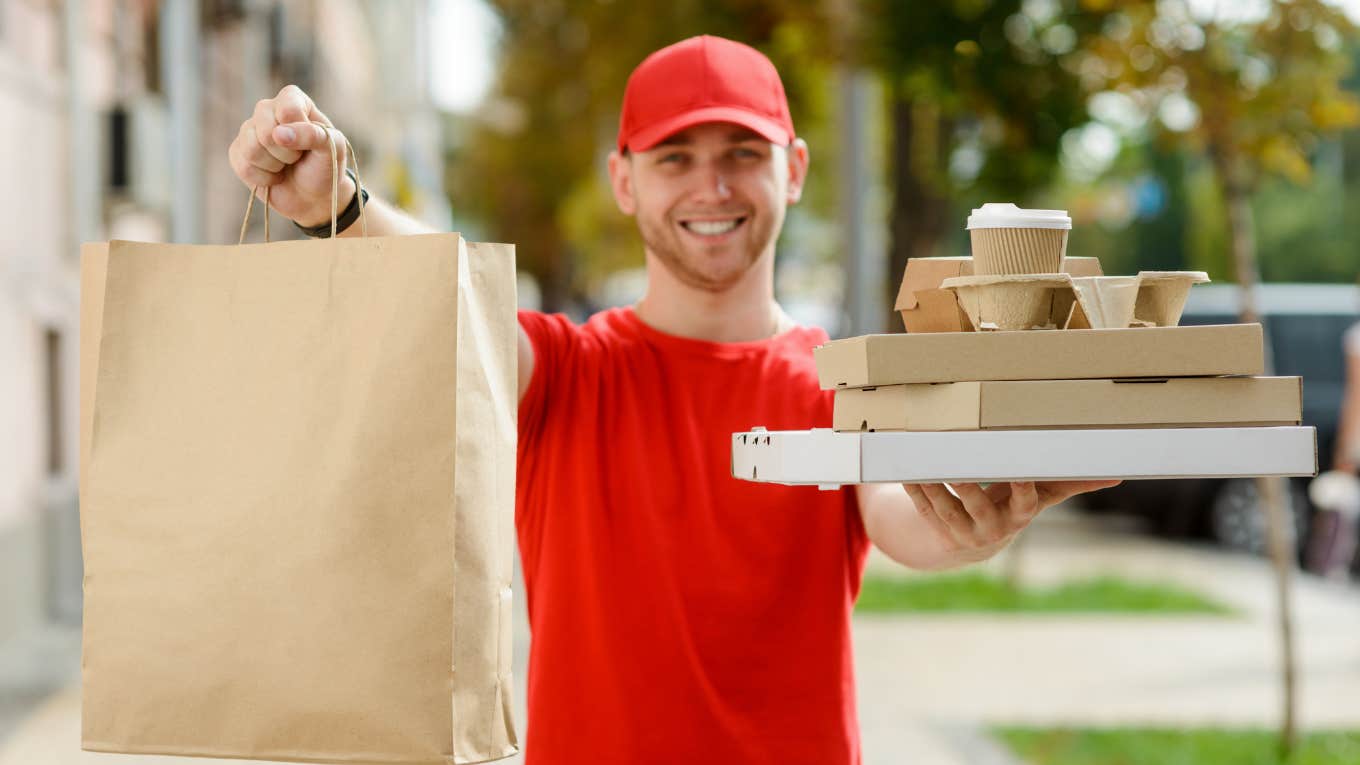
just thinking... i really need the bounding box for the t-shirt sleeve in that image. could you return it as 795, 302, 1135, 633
517, 309, 580, 441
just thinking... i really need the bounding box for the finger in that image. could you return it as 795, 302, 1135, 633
309, 102, 336, 128
252, 98, 300, 165
230, 143, 283, 188
950, 482, 1006, 542
1035, 479, 1123, 508
239, 123, 285, 173
919, 483, 977, 541
274, 121, 347, 159
902, 482, 931, 514
903, 483, 963, 552
229, 130, 282, 185
1005, 481, 1041, 524
984, 481, 1013, 505
271, 85, 338, 158
273, 84, 313, 125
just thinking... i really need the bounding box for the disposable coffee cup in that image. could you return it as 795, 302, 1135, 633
967, 203, 1071, 275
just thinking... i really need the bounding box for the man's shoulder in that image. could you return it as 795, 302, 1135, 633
517, 306, 636, 355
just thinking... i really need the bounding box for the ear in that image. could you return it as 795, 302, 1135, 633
607, 150, 637, 216
785, 138, 810, 205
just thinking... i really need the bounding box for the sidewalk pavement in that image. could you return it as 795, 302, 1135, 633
2, 505, 1358, 765
854, 507, 1360, 764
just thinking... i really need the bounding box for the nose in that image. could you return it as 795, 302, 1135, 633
695, 160, 732, 202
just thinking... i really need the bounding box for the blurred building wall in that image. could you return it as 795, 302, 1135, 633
0, 0, 448, 645
0, 0, 89, 647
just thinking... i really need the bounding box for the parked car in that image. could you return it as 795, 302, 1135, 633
1078, 283, 1360, 567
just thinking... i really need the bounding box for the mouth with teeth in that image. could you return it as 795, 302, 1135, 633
679, 216, 748, 238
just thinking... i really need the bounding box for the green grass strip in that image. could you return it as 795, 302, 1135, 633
996, 727, 1360, 765
855, 571, 1233, 614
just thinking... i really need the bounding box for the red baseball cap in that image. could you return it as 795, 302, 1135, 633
617, 35, 795, 153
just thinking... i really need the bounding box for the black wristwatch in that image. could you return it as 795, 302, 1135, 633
295, 168, 369, 238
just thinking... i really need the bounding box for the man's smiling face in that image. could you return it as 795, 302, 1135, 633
609, 122, 808, 293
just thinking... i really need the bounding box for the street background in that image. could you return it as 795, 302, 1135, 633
4, 0, 1360, 762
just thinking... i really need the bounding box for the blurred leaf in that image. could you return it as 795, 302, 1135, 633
1310, 92, 1360, 131
1261, 135, 1313, 186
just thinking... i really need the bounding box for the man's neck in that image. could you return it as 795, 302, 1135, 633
634, 252, 791, 344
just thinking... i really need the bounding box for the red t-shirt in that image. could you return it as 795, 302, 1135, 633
516, 306, 870, 764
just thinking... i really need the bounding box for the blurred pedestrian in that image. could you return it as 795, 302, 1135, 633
1309, 323, 1360, 578
227, 35, 1116, 764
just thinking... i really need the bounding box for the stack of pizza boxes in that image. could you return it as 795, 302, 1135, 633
737, 203, 1317, 486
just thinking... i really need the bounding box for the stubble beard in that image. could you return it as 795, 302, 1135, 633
636, 211, 778, 294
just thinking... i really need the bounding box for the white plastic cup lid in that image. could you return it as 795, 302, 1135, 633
966, 202, 1071, 230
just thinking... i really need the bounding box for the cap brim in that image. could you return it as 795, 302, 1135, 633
625, 106, 792, 152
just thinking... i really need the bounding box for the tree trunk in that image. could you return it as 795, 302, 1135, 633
886, 89, 951, 329
538, 242, 571, 315
1221, 161, 1298, 757
1258, 473, 1299, 758
1224, 174, 1261, 325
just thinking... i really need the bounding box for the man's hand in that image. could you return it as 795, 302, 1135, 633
858, 479, 1121, 570
903, 480, 1120, 562
227, 84, 356, 228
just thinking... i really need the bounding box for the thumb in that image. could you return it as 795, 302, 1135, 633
1034, 479, 1121, 508
273, 122, 343, 155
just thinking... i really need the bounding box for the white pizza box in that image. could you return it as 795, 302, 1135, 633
731, 426, 1317, 489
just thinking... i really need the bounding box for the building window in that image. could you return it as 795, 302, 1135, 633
108, 104, 130, 194
144, 11, 161, 94
45, 328, 63, 476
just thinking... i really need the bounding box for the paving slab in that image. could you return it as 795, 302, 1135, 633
4, 506, 1357, 764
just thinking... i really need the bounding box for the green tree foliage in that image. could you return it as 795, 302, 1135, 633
1079, 0, 1360, 305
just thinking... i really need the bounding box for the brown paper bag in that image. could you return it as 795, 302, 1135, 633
78, 230, 518, 764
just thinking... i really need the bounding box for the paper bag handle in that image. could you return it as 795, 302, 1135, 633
238, 123, 368, 244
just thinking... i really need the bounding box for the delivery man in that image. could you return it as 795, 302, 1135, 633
228, 34, 1116, 765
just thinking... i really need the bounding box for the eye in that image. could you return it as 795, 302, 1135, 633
657, 152, 687, 165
